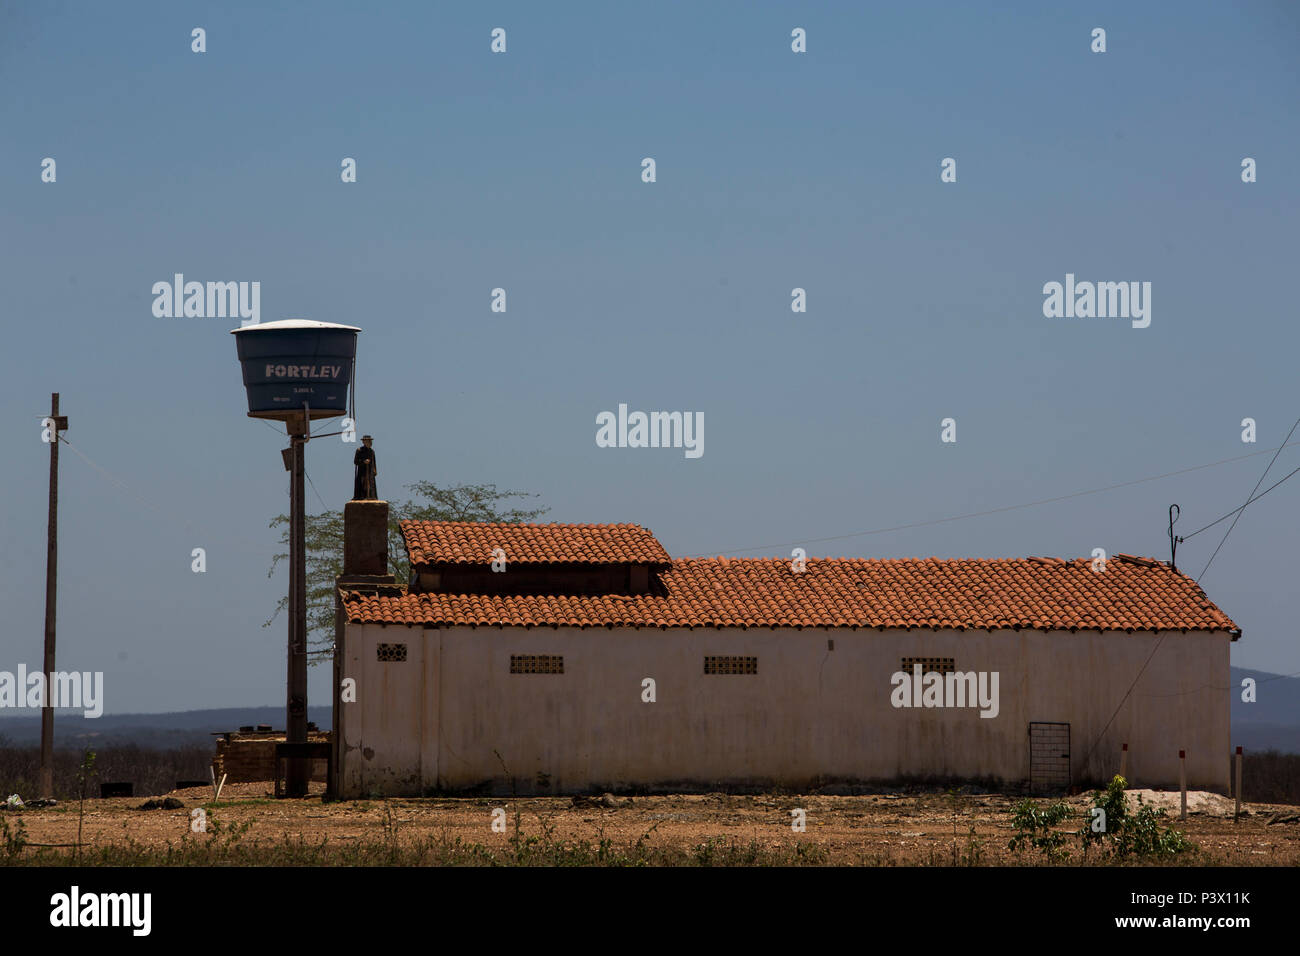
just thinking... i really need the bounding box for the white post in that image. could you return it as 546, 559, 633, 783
1179, 749, 1187, 820
1119, 742, 1128, 781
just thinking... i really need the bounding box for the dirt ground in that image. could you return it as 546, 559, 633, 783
7, 783, 1299, 865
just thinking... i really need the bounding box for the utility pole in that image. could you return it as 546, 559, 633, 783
40, 393, 68, 799
285, 412, 309, 797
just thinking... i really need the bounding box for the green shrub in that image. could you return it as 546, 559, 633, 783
1008, 799, 1075, 860
1081, 776, 1194, 860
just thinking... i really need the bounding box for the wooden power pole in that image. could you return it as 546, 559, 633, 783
40, 393, 68, 799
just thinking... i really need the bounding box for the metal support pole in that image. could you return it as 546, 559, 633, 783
285, 411, 309, 797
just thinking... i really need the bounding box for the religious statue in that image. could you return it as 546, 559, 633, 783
353, 435, 378, 500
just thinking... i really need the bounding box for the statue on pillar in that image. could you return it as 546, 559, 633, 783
353, 435, 378, 500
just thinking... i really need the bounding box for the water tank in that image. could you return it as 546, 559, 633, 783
231, 319, 360, 421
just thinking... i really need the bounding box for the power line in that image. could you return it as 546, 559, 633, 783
58, 434, 303, 558
1138, 668, 1300, 699
684, 440, 1300, 557
1079, 421, 1300, 770
1085, 662, 1300, 768
1078, 633, 1173, 770
304, 466, 329, 513
1181, 463, 1300, 541
691, 434, 1300, 772
59, 436, 201, 535
1198, 415, 1300, 580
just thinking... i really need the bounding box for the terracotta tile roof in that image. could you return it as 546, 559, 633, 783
400, 521, 671, 566
343, 554, 1238, 633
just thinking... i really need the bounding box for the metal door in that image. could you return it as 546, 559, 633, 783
1028, 721, 1070, 793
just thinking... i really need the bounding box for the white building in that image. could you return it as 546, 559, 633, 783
332, 504, 1239, 798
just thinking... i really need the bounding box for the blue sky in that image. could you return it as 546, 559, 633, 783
2, 1, 1298, 713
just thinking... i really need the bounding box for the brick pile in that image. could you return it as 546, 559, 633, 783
212, 731, 330, 783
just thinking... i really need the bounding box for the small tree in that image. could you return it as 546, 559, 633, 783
267, 482, 548, 663
76, 749, 97, 861
1082, 775, 1194, 858
1008, 798, 1074, 860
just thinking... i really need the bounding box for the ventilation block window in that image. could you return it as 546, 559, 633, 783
900, 657, 955, 675
510, 654, 564, 675
376, 643, 407, 662
704, 655, 758, 675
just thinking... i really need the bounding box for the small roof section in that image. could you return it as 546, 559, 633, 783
230, 319, 362, 335
402, 521, 672, 566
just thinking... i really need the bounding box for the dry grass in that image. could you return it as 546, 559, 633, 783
3, 741, 1296, 866
3, 785, 1298, 866
0, 741, 212, 800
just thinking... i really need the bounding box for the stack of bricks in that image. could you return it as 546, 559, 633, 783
212, 731, 330, 783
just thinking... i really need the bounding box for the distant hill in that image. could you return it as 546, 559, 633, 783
1231, 667, 1300, 754
0, 706, 331, 749
0, 667, 1295, 754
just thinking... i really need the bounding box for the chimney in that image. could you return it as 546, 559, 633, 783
343, 499, 388, 576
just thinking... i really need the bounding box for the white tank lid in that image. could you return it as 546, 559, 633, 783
231, 318, 362, 334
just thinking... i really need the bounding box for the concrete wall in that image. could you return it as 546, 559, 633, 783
337, 623, 1231, 797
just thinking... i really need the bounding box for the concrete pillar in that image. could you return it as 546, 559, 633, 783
344, 499, 389, 576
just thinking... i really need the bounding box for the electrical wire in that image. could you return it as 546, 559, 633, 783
60, 421, 1300, 754
684, 440, 1300, 557
1198, 415, 1300, 580
1079, 423, 1300, 768
58, 434, 302, 558
1181, 464, 1300, 541
58, 436, 202, 535
1138, 668, 1300, 699
1078, 634, 1174, 770
304, 467, 329, 513
1084, 662, 1300, 766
